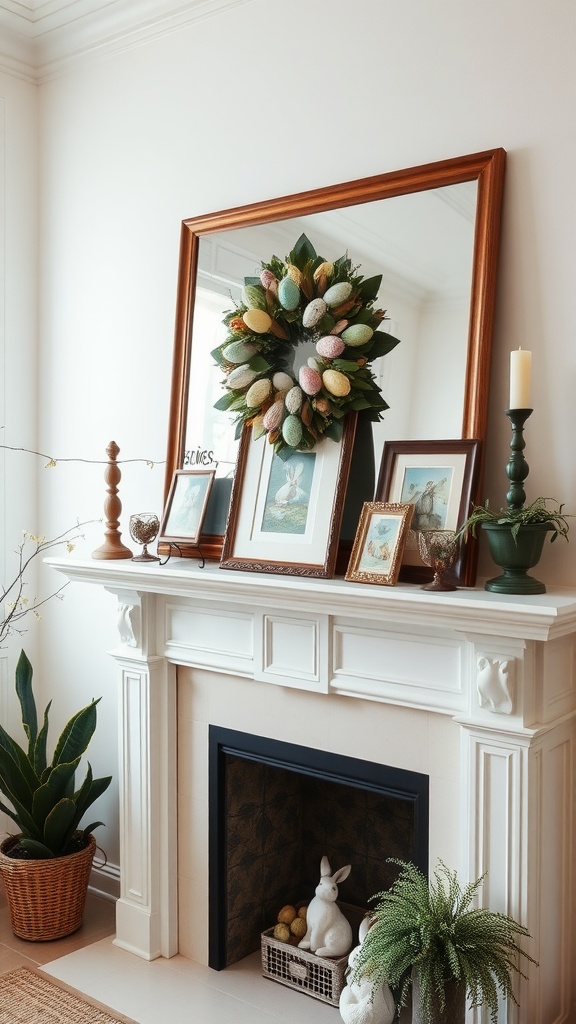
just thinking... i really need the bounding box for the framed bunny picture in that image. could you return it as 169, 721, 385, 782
220, 414, 357, 577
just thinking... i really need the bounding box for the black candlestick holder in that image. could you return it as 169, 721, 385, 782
484, 407, 549, 595
504, 407, 532, 509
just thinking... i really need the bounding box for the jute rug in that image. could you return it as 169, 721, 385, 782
0, 967, 140, 1024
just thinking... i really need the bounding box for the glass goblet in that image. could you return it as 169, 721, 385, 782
418, 530, 459, 592
129, 513, 160, 562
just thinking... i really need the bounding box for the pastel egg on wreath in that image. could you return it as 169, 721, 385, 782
323, 281, 352, 308
299, 365, 323, 396
227, 364, 259, 389
282, 414, 303, 448
260, 268, 278, 291
286, 265, 303, 287
341, 323, 374, 347
285, 385, 303, 414
278, 276, 301, 311
263, 400, 285, 432
313, 261, 334, 282
302, 297, 327, 328
242, 284, 267, 310
272, 371, 295, 392
316, 335, 345, 359
243, 307, 273, 334
322, 368, 351, 397
246, 377, 272, 408
222, 340, 258, 364
307, 356, 323, 373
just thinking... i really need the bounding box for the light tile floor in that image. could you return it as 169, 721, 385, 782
0, 878, 339, 1023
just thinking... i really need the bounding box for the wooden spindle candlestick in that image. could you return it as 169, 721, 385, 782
92, 440, 133, 559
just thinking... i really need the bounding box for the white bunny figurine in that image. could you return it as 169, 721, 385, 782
339, 915, 396, 1024
298, 856, 353, 958
274, 461, 304, 505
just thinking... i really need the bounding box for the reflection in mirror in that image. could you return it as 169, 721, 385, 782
164, 150, 506, 581
186, 182, 477, 479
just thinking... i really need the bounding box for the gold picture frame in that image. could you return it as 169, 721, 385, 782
345, 502, 415, 586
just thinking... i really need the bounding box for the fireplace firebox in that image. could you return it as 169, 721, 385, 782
208, 726, 429, 969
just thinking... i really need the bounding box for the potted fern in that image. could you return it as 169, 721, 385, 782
456, 496, 570, 595
0, 650, 112, 941
351, 859, 536, 1024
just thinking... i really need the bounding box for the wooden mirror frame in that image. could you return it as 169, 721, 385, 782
164, 148, 506, 566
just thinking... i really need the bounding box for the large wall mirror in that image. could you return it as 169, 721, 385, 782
164, 149, 505, 581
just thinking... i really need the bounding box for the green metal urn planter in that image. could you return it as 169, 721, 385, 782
456, 497, 571, 596
482, 521, 552, 594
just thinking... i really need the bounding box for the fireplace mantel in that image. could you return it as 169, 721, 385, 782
49, 556, 576, 1024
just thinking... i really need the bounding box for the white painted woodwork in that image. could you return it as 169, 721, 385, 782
48, 556, 576, 1023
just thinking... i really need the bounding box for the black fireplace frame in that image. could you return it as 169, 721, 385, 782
208, 725, 429, 970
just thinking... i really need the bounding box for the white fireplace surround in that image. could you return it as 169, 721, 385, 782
50, 556, 576, 1024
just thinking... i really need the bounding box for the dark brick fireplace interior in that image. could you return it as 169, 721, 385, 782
208, 726, 429, 969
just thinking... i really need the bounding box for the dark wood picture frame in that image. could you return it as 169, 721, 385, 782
220, 413, 357, 578
376, 439, 481, 586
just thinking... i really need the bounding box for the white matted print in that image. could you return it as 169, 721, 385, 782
220, 414, 356, 577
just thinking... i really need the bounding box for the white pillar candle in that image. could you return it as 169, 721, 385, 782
509, 348, 532, 408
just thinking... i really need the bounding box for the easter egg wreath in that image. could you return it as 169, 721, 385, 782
212, 234, 400, 458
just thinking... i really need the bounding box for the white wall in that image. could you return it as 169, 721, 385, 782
4, 0, 572, 877
0, 70, 37, 842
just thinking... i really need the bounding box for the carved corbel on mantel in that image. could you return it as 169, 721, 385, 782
476, 655, 514, 715
117, 601, 141, 648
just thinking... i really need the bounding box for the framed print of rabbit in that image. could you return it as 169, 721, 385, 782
220, 413, 357, 577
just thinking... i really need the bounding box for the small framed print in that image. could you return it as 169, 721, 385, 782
376, 439, 481, 586
159, 469, 215, 546
220, 414, 357, 578
345, 502, 414, 586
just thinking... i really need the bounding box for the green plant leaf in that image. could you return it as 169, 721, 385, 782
51, 700, 100, 770
43, 797, 77, 856
15, 650, 37, 756
31, 757, 81, 831
73, 763, 112, 824
33, 701, 51, 777
0, 729, 38, 806
19, 838, 56, 858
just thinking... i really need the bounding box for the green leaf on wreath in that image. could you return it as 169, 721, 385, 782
289, 234, 318, 270
365, 331, 401, 359
213, 392, 237, 412
248, 355, 272, 373
323, 419, 344, 442
332, 359, 361, 372
350, 398, 373, 411
356, 274, 382, 303
211, 346, 227, 366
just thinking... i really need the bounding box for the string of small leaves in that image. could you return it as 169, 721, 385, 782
212, 234, 400, 459
351, 859, 537, 1024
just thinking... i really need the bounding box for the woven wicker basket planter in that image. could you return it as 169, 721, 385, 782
0, 833, 95, 941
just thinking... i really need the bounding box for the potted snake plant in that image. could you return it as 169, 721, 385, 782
351, 859, 537, 1024
0, 649, 112, 940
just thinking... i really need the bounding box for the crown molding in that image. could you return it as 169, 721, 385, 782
0, 0, 254, 82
